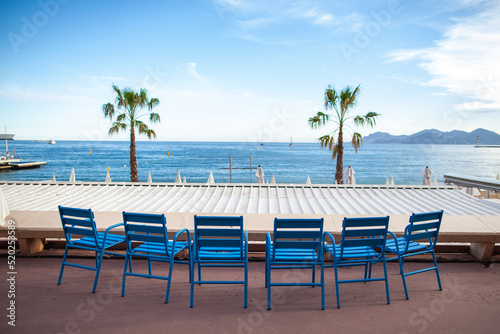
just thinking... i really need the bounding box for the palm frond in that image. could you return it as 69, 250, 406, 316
351, 132, 363, 153
108, 122, 127, 136
324, 86, 338, 110
308, 111, 330, 129
116, 113, 127, 122
102, 103, 115, 120
149, 112, 161, 123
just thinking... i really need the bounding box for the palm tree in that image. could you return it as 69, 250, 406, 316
102, 84, 160, 182
308, 84, 379, 184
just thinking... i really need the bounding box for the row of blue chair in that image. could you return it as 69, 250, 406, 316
57, 206, 443, 309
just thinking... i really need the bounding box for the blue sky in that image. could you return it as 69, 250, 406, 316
0, 0, 499, 142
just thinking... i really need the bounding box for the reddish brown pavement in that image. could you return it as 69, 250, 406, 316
1, 257, 499, 334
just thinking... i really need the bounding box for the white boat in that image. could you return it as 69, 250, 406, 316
289, 136, 293, 147
48, 139, 56, 144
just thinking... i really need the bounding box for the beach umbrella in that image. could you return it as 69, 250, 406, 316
183, 176, 187, 184
69, 168, 75, 182
344, 166, 355, 185
390, 176, 394, 185
105, 169, 111, 183
421, 166, 433, 185
271, 174, 276, 184
207, 171, 215, 184
432, 175, 438, 186
52, 174, 56, 182
175, 170, 182, 183
306, 176, 311, 185
0, 185, 9, 226
385, 178, 389, 186
147, 171, 152, 183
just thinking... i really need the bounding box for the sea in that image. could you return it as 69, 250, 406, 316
1, 140, 499, 185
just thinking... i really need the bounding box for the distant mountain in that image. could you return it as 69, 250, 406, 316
363, 128, 500, 145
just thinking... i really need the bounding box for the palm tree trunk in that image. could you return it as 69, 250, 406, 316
335, 126, 344, 184
129, 126, 138, 182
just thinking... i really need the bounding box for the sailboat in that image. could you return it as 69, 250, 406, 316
289, 136, 293, 147
260, 126, 264, 146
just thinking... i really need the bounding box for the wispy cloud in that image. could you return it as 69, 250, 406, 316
386, 1, 500, 113
186, 62, 208, 83
0, 85, 88, 102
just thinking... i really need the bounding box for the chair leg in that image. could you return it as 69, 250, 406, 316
432, 250, 443, 291
383, 258, 390, 304
57, 246, 69, 285
398, 256, 409, 300
320, 262, 325, 310
198, 262, 202, 285
121, 253, 129, 297
148, 255, 152, 276
264, 252, 268, 288
165, 258, 174, 304
267, 262, 271, 310
312, 264, 316, 284
92, 250, 106, 293
190, 261, 195, 308
334, 263, 341, 308
244, 257, 248, 308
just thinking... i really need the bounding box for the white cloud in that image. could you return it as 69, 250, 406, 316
386, 2, 500, 113
186, 62, 208, 83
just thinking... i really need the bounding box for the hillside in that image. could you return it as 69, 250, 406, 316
363, 128, 500, 145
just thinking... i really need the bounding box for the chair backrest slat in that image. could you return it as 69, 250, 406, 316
275, 230, 321, 239
409, 231, 436, 242
196, 228, 241, 237
275, 240, 319, 249
272, 218, 324, 261
65, 226, 96, 237
343, 228, 387, 238
194, 216, 244, 258
404, 210, 443, 252
122, 212, 169, 255
339, 216, 390, 259
197, 239, 242, 248
59, 206, 99, 248
410, 221, 439, 232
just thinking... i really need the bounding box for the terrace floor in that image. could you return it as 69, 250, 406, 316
1, 256, 499, 333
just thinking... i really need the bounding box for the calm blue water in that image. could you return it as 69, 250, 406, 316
1, 140, 499, 184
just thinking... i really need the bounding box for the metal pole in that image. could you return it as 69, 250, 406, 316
250, 154, 252, 183
229, 154, 232, 183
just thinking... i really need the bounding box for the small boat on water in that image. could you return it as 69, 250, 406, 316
48, 139, 56, 144
289, 136, 293, 147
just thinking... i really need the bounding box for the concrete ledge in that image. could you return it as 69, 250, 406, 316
1, 211, 499, 260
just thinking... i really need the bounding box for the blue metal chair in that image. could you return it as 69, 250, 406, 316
57, 206, 125, 293
191, 215, 248, 308
386, 210, 444, 299
121, 212, 191, 303
324, 216, 390, 308
265, 218, 325, 310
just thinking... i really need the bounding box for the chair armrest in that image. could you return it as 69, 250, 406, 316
101, 222, 125, 247
323, 231, 336, 245
172, 228, 191, 251
386, 230, 401, 254
323, 231, 336, 256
